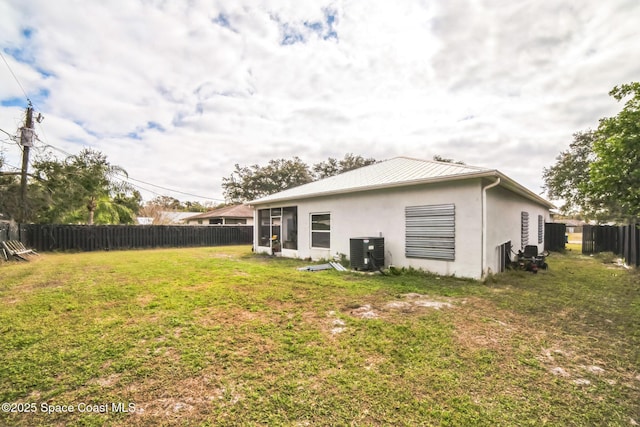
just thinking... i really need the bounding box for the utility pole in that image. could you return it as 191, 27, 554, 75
19, 102, 35, 223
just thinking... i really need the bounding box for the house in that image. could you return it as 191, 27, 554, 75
136, 211, 203, 225
248, 156, 555, 279
184, 204, 254, 226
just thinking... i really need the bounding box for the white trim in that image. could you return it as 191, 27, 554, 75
310, 212, 331, 249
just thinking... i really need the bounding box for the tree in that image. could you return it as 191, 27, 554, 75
182, 201, 213, 212
543, 82, 640, 221
222, 157, 313, 203
0, 155, 18, 219
590, 83, 640, 220
0, 154, 51, 222
312, 153, 377, 179
542, 131, 599, 216
433, 155, 465, 165
33, 148, 138, 224
147, 196, 182, 210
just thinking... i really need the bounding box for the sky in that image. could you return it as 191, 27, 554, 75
1, 0, 639, 205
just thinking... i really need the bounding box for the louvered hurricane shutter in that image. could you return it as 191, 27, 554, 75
521, 212, 529, 248
405, 204, 455, 260
538, 215, 544, 244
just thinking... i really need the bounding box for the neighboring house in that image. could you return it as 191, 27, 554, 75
184, 204, 254, 226
248, 156, 555, 279
136, 211, 202, 225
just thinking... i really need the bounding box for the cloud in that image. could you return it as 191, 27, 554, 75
1, 0, 639, 204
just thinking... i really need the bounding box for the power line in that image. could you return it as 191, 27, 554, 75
0, 127, 17, 139
1, 52, 222, 202
32, 140, 224, 201
0, 50, 30, 103
115, 173, 225, 201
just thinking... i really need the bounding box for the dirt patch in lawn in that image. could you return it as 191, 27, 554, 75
328, 293, 455, 335
128, 374, 242, 423
346, 293, 454, 319
450, 296, 537, 353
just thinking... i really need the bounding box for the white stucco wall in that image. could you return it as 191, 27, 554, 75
485, 185, 551, 274
254, 179, 486, 278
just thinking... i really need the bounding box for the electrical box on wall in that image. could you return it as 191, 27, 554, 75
349, 237, 384, 271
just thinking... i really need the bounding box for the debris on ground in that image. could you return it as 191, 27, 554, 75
297, 262, 348, 272
350, 304, 378, 319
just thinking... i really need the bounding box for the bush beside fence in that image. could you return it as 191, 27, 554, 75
12, 224, 253, 252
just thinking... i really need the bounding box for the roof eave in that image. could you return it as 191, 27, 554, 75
248, 170, 555, 210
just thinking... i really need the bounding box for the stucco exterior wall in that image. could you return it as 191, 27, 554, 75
485, 185, 551, 274
254, 179, 486, 278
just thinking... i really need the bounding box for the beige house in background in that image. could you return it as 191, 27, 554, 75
184, 204, 254, 226
248, 157, 554, 279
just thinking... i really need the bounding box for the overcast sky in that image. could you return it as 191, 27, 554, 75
1, 0, 639, 204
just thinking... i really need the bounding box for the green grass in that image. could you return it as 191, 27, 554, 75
1, 246, 638, 426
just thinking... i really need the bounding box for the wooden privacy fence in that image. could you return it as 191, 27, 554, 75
16, 224, 253, 252
583, 223, 640, 267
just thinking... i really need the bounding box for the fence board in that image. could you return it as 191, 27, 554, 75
12, 225, 253, 252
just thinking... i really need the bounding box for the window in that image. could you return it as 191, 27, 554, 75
311, 213, 330, 248
209, 218, 223, 225
197, 219, 203, 225
225, 218, 247, 225
405, 204, 455, 260
538, 215, 544, 244
521, 211, 529, 248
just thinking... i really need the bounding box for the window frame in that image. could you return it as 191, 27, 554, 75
310, 212, 331, 249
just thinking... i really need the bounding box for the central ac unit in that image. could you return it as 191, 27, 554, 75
350, 237, 384, 271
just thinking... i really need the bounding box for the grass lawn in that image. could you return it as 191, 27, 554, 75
1, 246, 638, 426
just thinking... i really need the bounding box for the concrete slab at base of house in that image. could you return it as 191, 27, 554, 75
248, 157, 554, 280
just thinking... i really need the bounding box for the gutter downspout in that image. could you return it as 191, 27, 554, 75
481, 176, 501, 278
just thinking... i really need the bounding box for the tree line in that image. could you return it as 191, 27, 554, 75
0, 149, 221, 225
221, 153, 376, 203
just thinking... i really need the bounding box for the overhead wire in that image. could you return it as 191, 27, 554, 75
113, 173, 225, 202
0, 127, 17, 139
2, 51, 223, 203
0, 50, 30, 104
33, 138, 224, 202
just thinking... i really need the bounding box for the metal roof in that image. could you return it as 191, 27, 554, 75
249, 156, 554, 209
